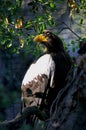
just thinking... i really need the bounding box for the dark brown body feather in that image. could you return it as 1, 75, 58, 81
40, 52, 72, 113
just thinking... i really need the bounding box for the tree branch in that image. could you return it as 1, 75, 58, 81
46, 68, 86, 130
62, 21, 81, 39
0, 106, 48, 129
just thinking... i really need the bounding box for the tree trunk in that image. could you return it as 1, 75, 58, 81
45, 67, 86, 130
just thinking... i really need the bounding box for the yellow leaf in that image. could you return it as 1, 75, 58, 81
19, 37, 24, 48
15, 19, 22, 29
5, 18, 9, 24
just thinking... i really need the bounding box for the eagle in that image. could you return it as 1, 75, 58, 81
21, 30, 72, 120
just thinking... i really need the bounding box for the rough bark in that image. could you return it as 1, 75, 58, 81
45, 67, 86, 130
0, 106, 48, 129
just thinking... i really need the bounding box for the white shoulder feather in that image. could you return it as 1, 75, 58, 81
22, 54, 55, 87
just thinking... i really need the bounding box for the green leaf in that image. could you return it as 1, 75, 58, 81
48, 18, 54, 26
80, 19, 83, 24
84, 12, 86, 16
25, 20, 32, 29
72, 47, 76, 52
49, 3, 55, 8
71, 40, 75, 45
38, 0, 44, 2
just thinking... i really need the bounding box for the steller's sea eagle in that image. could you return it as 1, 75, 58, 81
21, 30, 72, 119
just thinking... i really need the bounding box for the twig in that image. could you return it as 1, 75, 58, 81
62, 21, 81, 39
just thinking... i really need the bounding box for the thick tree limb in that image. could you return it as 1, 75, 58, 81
0, 106, 48, 129
46, 68, 86, 130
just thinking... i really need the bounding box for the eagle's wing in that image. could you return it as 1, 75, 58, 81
21, 54, 55, 110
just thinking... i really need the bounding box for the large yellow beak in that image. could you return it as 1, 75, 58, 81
34, 34, 48, 43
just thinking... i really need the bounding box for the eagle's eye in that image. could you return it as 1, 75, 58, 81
43, 31, 50, 37
46, 32, 50, 35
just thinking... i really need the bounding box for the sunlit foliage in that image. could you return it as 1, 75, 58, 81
0, 0, 85, 56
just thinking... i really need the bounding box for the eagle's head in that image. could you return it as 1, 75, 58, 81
34, 30, 64, 53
